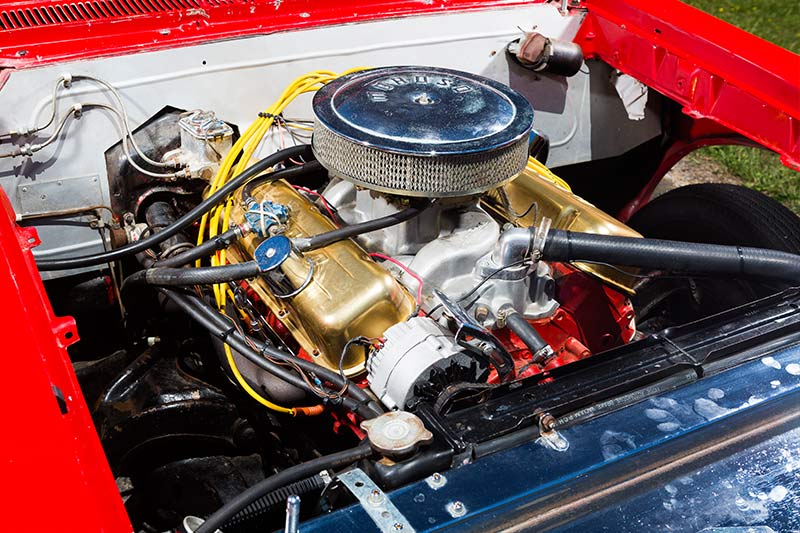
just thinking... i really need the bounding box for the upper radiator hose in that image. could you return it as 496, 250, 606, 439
541, 229, 800, 283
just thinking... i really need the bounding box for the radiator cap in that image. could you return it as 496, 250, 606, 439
360, 411, 433, 458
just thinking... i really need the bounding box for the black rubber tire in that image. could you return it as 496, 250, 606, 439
628, 183, 800, 326
629, 183, 800, 252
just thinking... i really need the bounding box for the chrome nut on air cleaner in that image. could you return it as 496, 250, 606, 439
311, 66, 534, 198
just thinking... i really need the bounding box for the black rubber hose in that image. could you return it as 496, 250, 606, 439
153, 226, 244, 268
504, 310, 549, 357
242, 159, 322, 201
294, 200, 433, 252
194, 441, 374, 533
161, 289, 382, 418
36, 145, 313, 271
124, 261, 260, 288
223, 473, 326, 530
542, 229, 800, 283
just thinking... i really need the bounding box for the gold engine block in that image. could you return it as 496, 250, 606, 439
227, 179, 415, 376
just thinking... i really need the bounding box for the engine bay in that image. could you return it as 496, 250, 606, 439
3, 15, 800, 529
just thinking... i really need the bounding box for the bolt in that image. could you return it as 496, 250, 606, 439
540, 414, 556, 432
393, 523, 404, 530
368, 489, 384, 506
474, 305, 489, 322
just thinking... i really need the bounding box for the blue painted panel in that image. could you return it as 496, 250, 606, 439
302, 344, 800, 532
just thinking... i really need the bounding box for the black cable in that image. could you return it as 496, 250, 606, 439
194, 441, 374, 533
160, 288, 321, 400
161, 289, 382, 418
295, 200, 433, 252
36, 144, 313, 271
124, 261, 260, 288
338, 336, 371, 384
242, 159, 322, 201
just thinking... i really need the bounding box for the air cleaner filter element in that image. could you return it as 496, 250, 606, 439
311, 66, 534, 197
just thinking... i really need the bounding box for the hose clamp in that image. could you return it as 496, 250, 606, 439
531, 216, 551, 262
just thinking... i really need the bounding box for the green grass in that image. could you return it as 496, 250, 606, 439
682, 0, 800, 212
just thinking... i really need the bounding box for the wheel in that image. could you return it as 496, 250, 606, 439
627, 183, 800, 330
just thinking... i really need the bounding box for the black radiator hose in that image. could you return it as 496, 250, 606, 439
542, 229, 800, 283
242, 159, 323, 201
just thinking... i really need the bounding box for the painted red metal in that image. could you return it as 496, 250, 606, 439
0, 189, 131, 532
0, 1, 797, 529
0, 0, 536, 68
488, 264, 636, 383
573, 0, 800, 217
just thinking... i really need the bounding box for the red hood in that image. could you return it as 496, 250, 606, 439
0, 0, 534, 68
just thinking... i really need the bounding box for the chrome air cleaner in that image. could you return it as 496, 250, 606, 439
311, 66, 534, 197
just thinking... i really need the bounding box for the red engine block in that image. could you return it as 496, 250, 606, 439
489, 263, 636, 382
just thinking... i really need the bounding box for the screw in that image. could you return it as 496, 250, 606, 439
393, 523, 404, 530
447, 500, 466, 517
426, 472, 446, 489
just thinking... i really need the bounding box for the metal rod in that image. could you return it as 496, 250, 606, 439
284, 494, 301, 533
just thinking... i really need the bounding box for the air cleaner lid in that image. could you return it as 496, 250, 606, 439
311, 67, 534, 197
313, 66, 533, 156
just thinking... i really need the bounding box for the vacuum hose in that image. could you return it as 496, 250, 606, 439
294, 200, 433, 252
502, 308, 553, 363
541, 229, 800, 283
124, 261, 260, 288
